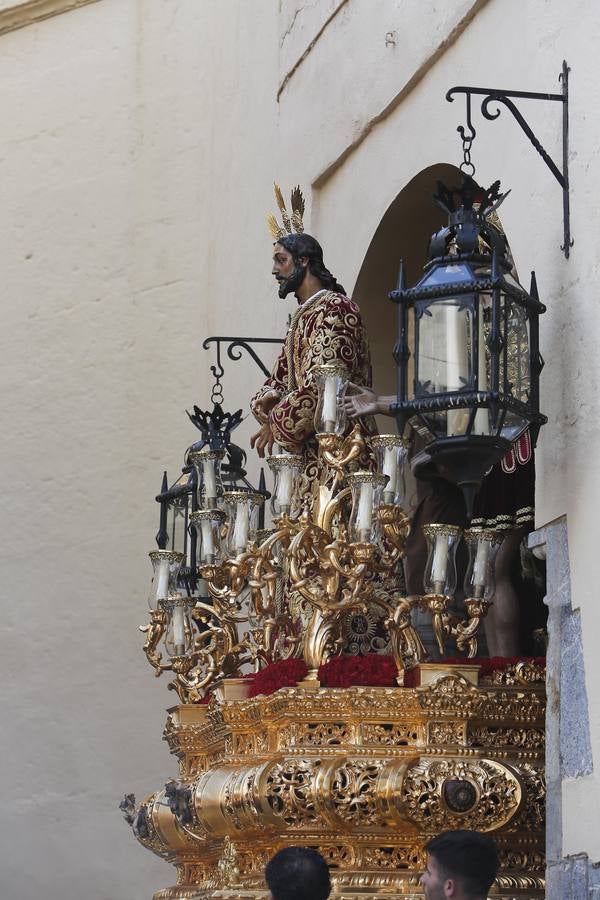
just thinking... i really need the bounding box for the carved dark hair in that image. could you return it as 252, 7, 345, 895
265, 847, 331, 900
276, 233, 345, 295
425, 830, 499, 897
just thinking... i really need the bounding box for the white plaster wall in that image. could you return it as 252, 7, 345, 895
0, 1, 279, 898
279, 0, 486, 185
279, 0, 342, 77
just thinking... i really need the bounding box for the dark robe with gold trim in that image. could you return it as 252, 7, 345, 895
251, 290, 374, 491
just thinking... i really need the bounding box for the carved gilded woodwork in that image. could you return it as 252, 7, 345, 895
123, 671, 546, 898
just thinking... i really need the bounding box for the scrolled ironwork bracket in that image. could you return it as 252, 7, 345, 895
447, 60, 572, 258
202, 336, 284, 380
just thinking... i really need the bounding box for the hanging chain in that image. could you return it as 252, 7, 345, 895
460, 132, 476, 176
211, 372, 224, 405
210, 343, 225, 405
458, 92, 477, 177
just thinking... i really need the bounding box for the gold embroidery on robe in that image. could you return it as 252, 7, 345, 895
251, 291, 375, 492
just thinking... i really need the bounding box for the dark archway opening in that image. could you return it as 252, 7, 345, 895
352, 163, 459, 417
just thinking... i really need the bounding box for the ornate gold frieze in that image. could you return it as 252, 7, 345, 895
122, 672, 546, 898
483, 660, 546, 686
427, 721, 466, 745
468, 724, 545, 749
361, 722, 421, 747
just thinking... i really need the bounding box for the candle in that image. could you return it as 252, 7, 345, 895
200, 518, 215, 563
382, 447, 397, 504
232, 500, 249, 553
357, 481, 373, 539
155, 557, 170, 602
473, 538, 490, 588
431, 532, 448, 588
186, 526, 194, 568
323, 375, 337, 432
445, 304, 469, 435
277, 466, 293, 510
474, 306, 490, 435
202, 456, 217, 507
172, 604, 186, 655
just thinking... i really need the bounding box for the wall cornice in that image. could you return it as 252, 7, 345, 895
278, 0, 349, 101
0, 0, 100, 36
311, 0, 490, 189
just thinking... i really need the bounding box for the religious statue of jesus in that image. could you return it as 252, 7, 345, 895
250, 185, 374, 492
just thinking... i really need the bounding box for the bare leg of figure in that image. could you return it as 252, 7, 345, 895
484, 530, 522, 657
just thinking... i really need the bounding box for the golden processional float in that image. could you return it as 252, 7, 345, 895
120, 179, 547, 898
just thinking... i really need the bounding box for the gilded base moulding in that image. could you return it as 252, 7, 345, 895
122, 667, 546, 899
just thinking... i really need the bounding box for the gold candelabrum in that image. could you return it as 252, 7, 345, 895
141, 419, 503, 704
126, 364, 546, 898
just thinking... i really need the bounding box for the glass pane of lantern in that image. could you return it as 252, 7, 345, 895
445, 407, 471, 436
418, 408, 471, 440
500, 408, 529, 442
416, 297, 474, 397
186, 510, 196, 569
420, 262, 473, 287
472, 293, 492, 436
504, 271, 527, 295
168, 498, 189, 555
505, 299, 531, 405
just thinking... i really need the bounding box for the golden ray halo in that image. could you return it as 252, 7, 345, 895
267, 183, 305, 240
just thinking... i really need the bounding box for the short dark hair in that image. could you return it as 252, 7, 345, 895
425, 830, 499, 897
265, 846, 331, 900
276, 233, 345, 295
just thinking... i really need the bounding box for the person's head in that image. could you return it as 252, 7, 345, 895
265, 846, 331, 900
272, 233, 345, 299
421, 830, 499, 899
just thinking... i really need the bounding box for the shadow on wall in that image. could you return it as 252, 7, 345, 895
352, 162, 461, 413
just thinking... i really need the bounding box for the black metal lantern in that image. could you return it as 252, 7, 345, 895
390, 177, 547, 516
154, 402, 268, 597
152, 338, 282, 597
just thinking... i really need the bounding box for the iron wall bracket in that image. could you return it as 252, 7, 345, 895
201, 335, 284, 407
447, 60, 572, 258
202, 336, 283, 381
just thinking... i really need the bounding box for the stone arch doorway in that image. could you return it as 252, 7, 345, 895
352, 162, 460, 415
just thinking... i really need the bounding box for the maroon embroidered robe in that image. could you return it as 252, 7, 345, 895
251, 290, 374, 488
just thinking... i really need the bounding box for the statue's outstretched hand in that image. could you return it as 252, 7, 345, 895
250, 422, 275, 459
343, 383, 379, 418
253, 390, 280, 422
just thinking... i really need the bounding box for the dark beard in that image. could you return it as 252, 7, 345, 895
277, 264, 306, 298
